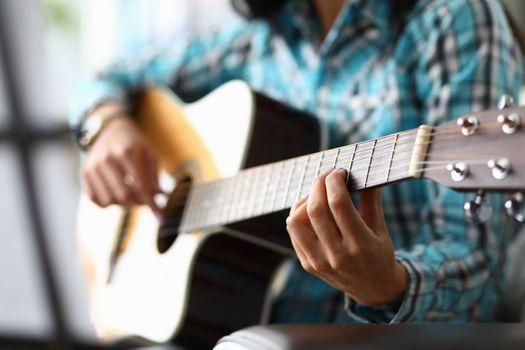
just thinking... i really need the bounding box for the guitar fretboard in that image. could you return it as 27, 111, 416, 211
178, 130, 418, 233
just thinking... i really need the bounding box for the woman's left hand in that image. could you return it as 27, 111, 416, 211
286, 168, 407, 308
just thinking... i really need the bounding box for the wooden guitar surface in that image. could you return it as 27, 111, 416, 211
76, 81, 320, 348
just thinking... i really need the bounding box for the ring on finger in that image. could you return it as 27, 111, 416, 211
123, 174, 135, 187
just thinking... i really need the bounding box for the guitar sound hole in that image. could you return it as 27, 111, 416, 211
157, 176, 192, 254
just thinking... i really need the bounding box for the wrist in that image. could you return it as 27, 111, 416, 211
388, 261, 408, 308
77, 103, 129, 150
346, 261, 408, 308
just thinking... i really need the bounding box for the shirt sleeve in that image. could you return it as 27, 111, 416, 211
69, 20, 258, 126
345, 0, 523, 323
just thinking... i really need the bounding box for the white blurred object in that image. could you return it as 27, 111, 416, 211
0, 0, 241, 342
80, 0, 240, 76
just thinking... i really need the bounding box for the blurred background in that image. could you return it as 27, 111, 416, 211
0, 0, 524, 345
0, 0, 239, 344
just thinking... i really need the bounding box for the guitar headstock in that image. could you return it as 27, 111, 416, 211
423, 102, 525, 193
421, 97, 525, 223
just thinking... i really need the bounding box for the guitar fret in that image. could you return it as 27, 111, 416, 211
206, 187, 214, 227
333, 148, 340, 168
229, 173, 244, 223
206, 182, 216, 227
386, 133, 398, 182
282, 158, 296, 208
260, 166, 269, 215
195, 182, 209, 227
212, 182, 222, 226
240, 170, 253, 220
225, 176, 239, 223
258, 165, 271, 216
296, 155, 310, 201
270, 162, 283, 212
315, 152, 324, 177
187, 183, 204, 231
346, 144, 357, 184
189, 185, 204, 231
364, 139, 377, 188
255, 167, 264, 215
243, 169, 254, 219
300, 153, 321, 199
177, 129, 421, 232
206, 182, 217, 226
247, 169, 258, 218
249, 167, 262, 217
219, 177, 233, 224
211, 180, 224, 226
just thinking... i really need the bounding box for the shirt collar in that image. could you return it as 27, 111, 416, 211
284, 0, 393, 46
286, 0, 395, 33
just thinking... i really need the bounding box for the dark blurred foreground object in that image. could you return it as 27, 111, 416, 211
214, 324, 525, 350
0, 334, 188, 350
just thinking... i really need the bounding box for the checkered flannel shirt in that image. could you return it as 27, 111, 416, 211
71, 0, 523, 323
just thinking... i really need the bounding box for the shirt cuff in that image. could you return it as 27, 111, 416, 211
345, 252, 435, 323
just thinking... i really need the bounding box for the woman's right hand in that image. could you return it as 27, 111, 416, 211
81, 114, 161, 213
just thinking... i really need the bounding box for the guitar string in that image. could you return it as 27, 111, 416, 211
191, 122, 502, 192
228, 124, 508, 181
278, 158, 500, 198
180, 146, 520, 231
153, 118, 517, 234
306, 125, 507, 166
163, 138, 512, 212
167, 157, 504, 231
331, 123, 505, 159
163, 156, 510, 223
163, 124, 519, 227
163, 122, 510, 194
163, 152, 515, 203
161, 157, 516, 236
217, 120, 512, 180
224, 134, 497, 189
161, 122, 511, 200
156, 154, 502, 235
189, 154, 514, 207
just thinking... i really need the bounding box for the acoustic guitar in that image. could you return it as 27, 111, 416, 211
76, 80, 525, 349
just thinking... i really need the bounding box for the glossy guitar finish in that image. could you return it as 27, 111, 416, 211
76, 81, 320, 348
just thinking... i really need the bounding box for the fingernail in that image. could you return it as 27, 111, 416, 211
334, 168, 347, 175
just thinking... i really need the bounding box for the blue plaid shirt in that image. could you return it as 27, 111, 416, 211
72, 0, 523, 323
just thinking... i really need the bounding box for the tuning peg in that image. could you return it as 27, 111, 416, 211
447, 162, 469, 182
464, 191, 492, 224
457, 116, 479, 136
498, 95, 514, 110
487, 158, 511, 180
504, 192, 525, 223
497, 112, 521, 134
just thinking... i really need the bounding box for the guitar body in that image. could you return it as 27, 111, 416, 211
76, 81, 320, 348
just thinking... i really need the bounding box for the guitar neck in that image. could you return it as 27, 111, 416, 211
178, 128, 424, 233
